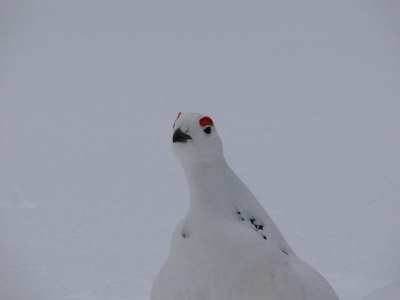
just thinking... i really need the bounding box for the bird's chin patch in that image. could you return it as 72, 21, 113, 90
172, 141, 197, 162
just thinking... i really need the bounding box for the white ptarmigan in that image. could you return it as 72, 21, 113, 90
151, 112, 339, 300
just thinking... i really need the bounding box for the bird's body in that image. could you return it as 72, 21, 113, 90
151, 113, 339, 300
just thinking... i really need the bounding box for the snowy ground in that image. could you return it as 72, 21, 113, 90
1, 1, 399, 300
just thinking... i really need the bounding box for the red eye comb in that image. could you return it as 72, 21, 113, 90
199, 116, 213, 127
176, 112, 182, 120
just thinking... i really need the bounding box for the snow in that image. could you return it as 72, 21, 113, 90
1, 1, 399, 300
362, 280, 400, 300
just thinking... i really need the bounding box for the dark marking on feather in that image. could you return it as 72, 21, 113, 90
181, 229, 188, 238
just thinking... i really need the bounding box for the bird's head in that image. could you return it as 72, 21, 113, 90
172, 112, 223, 164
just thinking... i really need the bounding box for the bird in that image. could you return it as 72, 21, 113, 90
151, 112, 339, 300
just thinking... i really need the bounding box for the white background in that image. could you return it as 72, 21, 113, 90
1, 1, 399, 299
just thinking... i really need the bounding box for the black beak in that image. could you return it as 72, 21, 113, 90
173, 128, 192, 143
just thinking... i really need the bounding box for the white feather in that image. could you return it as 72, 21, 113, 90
151, 112, 339, 300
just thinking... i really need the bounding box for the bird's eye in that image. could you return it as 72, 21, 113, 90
203, 126, 212, 135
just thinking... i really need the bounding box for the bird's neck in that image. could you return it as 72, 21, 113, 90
181, 157, 235, 215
